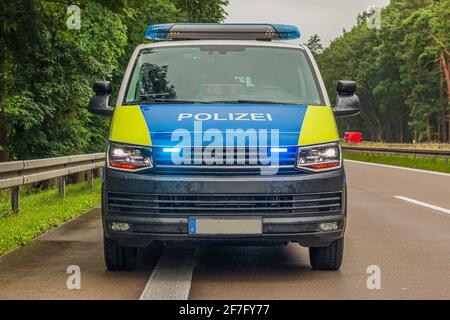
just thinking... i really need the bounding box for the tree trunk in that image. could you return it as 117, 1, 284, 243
437, 115, 441, 142
369, 110, 383, 142
399, 118, 404, 143
0, 48, 8, 161
448, 111, 450, 144
426, 120, 432, 142
0, 111, 9, 161
439, 71, 445, 142
438, 51, 450, 105
437, 51, 450, 143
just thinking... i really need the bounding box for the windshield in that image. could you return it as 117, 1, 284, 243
124, 45, 324, 105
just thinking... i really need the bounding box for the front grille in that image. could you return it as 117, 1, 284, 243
151, 146, 298, 175
107, 192, 343, 215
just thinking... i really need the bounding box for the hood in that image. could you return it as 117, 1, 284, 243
109, 104, 339, 148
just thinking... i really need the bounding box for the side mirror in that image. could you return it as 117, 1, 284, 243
88, 81, 114, 116
333, 80, 361, 117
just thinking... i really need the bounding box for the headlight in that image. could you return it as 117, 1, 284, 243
108, 143, 153, 171
296, 142, 341, 172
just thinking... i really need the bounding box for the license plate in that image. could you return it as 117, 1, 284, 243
189, 217, 262, 235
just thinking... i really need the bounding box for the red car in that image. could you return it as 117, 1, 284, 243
343, 132, 362, 143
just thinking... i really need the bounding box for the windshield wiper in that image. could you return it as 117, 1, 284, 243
126, 99, 213, 105
125, 99, 307, 105
208, 100, 305, 105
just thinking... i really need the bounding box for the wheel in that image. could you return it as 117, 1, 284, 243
104, 236, 137, 271
309, 238, 344, 271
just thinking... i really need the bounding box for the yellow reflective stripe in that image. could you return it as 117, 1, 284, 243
109, 106, 152, 146
298, 106, 339, 146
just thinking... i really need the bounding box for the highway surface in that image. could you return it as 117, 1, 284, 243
0, 160, 449, 300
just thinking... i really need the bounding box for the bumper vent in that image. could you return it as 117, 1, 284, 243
107, 192, 343, 215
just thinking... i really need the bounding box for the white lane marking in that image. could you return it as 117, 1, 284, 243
394, 196, 450, 216
345, 160, 450, 177
139, 244, 196, 300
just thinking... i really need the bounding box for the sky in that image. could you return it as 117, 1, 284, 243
225, 0, 390, 47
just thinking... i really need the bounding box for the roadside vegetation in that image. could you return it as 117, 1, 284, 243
315, 0, 450, 144
0, 1, 227, 254
343, 142, 450, 151
0, 0, 228, 162
344, 152, 450, 174
0, 179, 101, 256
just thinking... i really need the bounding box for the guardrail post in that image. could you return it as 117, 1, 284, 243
11, 186, 20, 214
58, 176, 65, 198
87, 170, 93, 189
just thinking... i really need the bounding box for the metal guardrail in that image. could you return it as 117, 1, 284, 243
0, 153, 105, 213
342, 145, 450, 159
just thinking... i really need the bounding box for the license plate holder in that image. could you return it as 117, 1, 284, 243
189, 217, 262, 235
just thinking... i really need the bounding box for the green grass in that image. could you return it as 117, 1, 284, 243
0, 179, 101, 255
344, 152, 450, 174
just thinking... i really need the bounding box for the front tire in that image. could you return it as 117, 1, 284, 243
309, 238, 344, 271
104, 236, 137, 271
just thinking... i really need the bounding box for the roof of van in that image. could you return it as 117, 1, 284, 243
137, 39, 307, 51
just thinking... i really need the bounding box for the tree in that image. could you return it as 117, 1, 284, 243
173, 0, 229, 23
0, 0, 127, 160
0, 0, 229, 161
317, 0, 450, 143
307, 34, 323, 56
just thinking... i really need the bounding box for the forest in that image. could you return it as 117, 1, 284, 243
0, 0, 228, 161
316, 0, 449, 143
0, 0, 449, 162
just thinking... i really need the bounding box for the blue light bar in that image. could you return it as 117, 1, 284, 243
163, 147, 181, 153
144, 24, 173, 40
272, 24, 301, 40
270, 147, 288, 153
144, 23, 301, 41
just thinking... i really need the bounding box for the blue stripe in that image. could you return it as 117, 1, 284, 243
140, 104, 307, 147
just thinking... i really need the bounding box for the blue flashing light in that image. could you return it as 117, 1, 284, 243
272, 24, 301, 40
144, 24, 173, 40
163, 147, 181, 153
271, 147, 288, 153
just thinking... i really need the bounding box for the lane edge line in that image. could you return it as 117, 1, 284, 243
345, 160, 450, 177
394, 196, 450, 216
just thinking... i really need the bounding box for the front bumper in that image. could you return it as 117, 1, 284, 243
102, 168, 346, 248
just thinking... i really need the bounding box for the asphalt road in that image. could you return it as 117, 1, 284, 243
0, 160, 449, 300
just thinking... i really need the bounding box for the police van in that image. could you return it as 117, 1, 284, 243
88, 23, 360, 271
